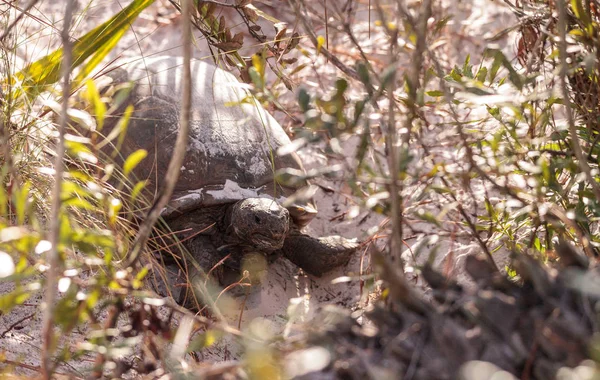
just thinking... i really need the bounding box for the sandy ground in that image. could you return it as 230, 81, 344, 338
0, 0, 517, 375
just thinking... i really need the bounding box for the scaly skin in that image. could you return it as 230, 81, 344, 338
227, 198, 358, 275
226, 198, 290, 252
280, 232, 359, 276
155, 197, 358, 306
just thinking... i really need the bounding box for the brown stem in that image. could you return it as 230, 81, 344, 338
287, 0, 359, 80
0, 0, 42, 42
0, 312, 36, 338
41, 2, 76, 378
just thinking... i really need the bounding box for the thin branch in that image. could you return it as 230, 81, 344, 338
124, 1, 192, 269
0, 312, 36, 338
380, 1, 403, 268
287, 0, 359, 80
0, 0, 41, 42
195, 0, 236, 7
0, 359, 80, 378
41, 1, 76, 378
90, 300, 123, 379
426, 49, 500, 270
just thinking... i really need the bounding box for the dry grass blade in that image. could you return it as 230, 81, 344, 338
0, 0, 41, 42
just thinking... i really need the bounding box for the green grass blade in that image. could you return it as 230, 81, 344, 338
15, 0, 155, 98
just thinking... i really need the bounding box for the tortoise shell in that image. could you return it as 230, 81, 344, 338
101, 56, 315, 225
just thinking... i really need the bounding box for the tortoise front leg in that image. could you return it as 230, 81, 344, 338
280, 232, 358, 276
150, 235, 224, 309
177, 236, 259, 305
176, 235, 227, 309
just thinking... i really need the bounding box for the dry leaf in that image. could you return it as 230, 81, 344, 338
214, 41, 243, 51
243, 6, 259, 22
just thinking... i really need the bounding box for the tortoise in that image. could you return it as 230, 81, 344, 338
99, 56, 357, 299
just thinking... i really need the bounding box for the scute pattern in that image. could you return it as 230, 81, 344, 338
101, 56, 307, 217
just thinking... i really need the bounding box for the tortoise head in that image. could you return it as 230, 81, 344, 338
228, 198, 290, 252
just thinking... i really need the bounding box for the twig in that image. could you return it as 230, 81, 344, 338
162, 298, 245, 338
287, 0, 359, 80
0, 359, 80, 378
41, 1, 76, 378
0, 312, 36, 338
325, 0, 329, 59
0, 0, 41, 42
124, 0, 192, 269
195, 0, 236, 7
381, 1, 403, 268
237, 285, 250, 330
426, 48, 500, 270
0, 55, 15, 182
405, 324, 428, 380
90, 300, 124, 379
126, 0, 230, 326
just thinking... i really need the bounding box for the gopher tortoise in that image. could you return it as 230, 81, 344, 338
100, 56, 357, 299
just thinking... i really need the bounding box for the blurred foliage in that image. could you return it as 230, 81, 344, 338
288, 0, 600, 268
2, 0, 600, 378
0, 0, 301, 377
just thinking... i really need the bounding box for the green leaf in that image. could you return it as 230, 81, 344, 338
433, 16, 452, 35
187, 330, 222, 352
430, 186, 452, 194
335, 78, 348, 94
98, 104, 133, 154
132, 267, 149, 289
297, 88, 310, 112
475, 67, 488, 83
75, 28, 127, 84
61, 181, 90, 201
13, 181, 31, 225
570, 0, 591, 27
63, 197, 95, 211
0, 287, 31, 314
415, 209, 441, 227
85, 79, 106, 131
355, 129, 370, 169
123, 149, 148, 177
487, 106, 501, 120
356, 61, 371, 89
462, 54, 473, 78
316, 35, 326, 54
448, 68, 462, 82
72, 229, 115, 254
14, 0, 155, 98
426, 90, 444, 97
487, 49, 523, 90
130, 180, 147, 203
380, 64, 397, 89
65, 140, 98, 164
251, 53, 265, 79
488, 50, 503, 83
248, 67, 264, 89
